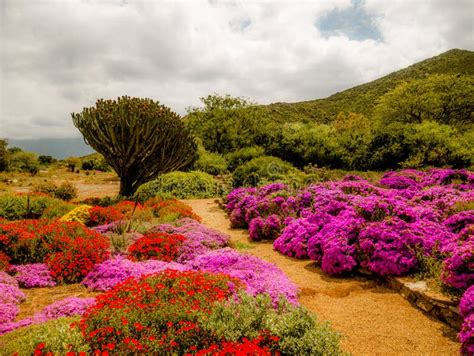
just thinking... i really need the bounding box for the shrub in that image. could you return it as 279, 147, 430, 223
59, 205, 92, 224
193, 145, 228, 175
0, 193, 72, 220
33, 181, 78, 201
0, 316, 90, 355
232, 156, 301, 187
144, 197, 202, 222
87, 206, 125, 226
127, 232, 186, 262
0, 252, 10, 271
79, 270, 242, 353
80, 196, 117, 207
9, 263, 56, 288
81, 153, 110, 172
0, 220, 109, 283
199, 292, 342, 355
226, 146, 265, 172
136, 171, 221, 200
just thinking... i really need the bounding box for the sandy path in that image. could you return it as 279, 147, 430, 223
184, 199, 460, 356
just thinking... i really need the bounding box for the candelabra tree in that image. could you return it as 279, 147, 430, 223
72, 96, 197, 196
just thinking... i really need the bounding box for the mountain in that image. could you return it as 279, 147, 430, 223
8, 138, 95, 159
256, 49, 474, 123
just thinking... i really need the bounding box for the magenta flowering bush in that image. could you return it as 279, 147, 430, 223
249, 214, 283, 241
460, 286, 474, 355
0, 273, 25, 326
187, 248, 298, 305
0, 296, 95, 335
0, 303, 18, 324
226, 168, 474, 285
154, 218, 230, 262
82, 255, 189, 291
9, 263, 56, 288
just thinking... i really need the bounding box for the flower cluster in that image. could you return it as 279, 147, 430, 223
154, 218, 230, 262
127, 232, 186, 262
82, 255, 189, 291
144, 197, 202, 222
459, 285, 474, 354
0, 219, 110, 283
87, 206, 125, 227
0, 296, 95, 335
226, 169, 473, 282
59, 205, 92, 224
9, 263, 56, 288
187, 248, 298, 305
80, 270, 242, 353
0, 272, 25, 324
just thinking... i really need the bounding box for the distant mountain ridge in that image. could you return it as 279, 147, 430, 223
257, 49, 474, 123
8, 138, 94, 159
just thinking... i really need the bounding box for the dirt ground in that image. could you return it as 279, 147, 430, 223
184, 198, 460, 356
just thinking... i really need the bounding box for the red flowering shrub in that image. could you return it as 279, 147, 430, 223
0, 219, 109, 283
127, 232, 186, 262
0, 251, 10, 271
144, 198, 202, 222
88, 206, 125, 227
80, 270, 242, 354
193, 333, 280, 356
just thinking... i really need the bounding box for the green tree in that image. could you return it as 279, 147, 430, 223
72, 96, 197, 196
8, 150, 39, 174
0, 139, 8, 172
186, 94, 259, 153
374, 74, 474, 127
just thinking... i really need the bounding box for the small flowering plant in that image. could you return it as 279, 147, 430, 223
127, 232, 186, 262
79, 270, 243, 354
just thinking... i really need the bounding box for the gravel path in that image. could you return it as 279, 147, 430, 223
184, 199, 460, 356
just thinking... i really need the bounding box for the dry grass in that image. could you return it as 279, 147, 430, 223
17, 284, 101, 320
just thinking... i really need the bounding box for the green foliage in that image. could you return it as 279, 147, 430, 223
193, 144, 228, 175
135, 171, 221, 200
38, 155, 55, 165
253, 49, 474, 124
400, 121, 471, 168
81, 153, 110, 171
0, 194, 72, 220
65, 156, 81, 172
226, 146, 266, 172
0, 139, 9, 172
265, 123, 341, 169
8, 150, 39, 174
33, 181, 78, 201
374, 74, 474, 127
232, 156, 303, 187
72, 96, 197, 196
0, 317, 89, 355
186, 94, 260, 153
199, 292, 343, 356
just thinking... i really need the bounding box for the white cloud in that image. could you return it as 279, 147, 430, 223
0, 0, 472, 139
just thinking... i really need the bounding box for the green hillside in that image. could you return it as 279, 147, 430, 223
257, 49, 474, 123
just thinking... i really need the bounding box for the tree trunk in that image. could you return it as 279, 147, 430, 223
119, 176, 134, 197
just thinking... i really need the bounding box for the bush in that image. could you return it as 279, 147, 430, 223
81, 153, 110, 172
0, 193, 73, 220
232, 156, 302, 187
135, 171, 221, 200
226, 146, 265, 172
33, 181, 78, 201
128, 232, 186, 262
199, 292, 342, 355
59, 205, 92, 224
144, 197, 201, 222
0, 219, 109, 283
0, 317, 90, 355
87, 206, 125, 226
79, 270, 243, 353
193, 145, 228, 175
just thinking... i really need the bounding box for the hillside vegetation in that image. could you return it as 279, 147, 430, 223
256, 49, 474, 123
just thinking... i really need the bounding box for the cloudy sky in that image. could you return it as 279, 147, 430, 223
0, 0, 472, 139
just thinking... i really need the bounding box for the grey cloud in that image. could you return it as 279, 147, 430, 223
0, 0, 473, 139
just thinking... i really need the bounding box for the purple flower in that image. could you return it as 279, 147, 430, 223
9, 263, 56, 288
187, 248, 298, 305
0, 303, 18, 323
